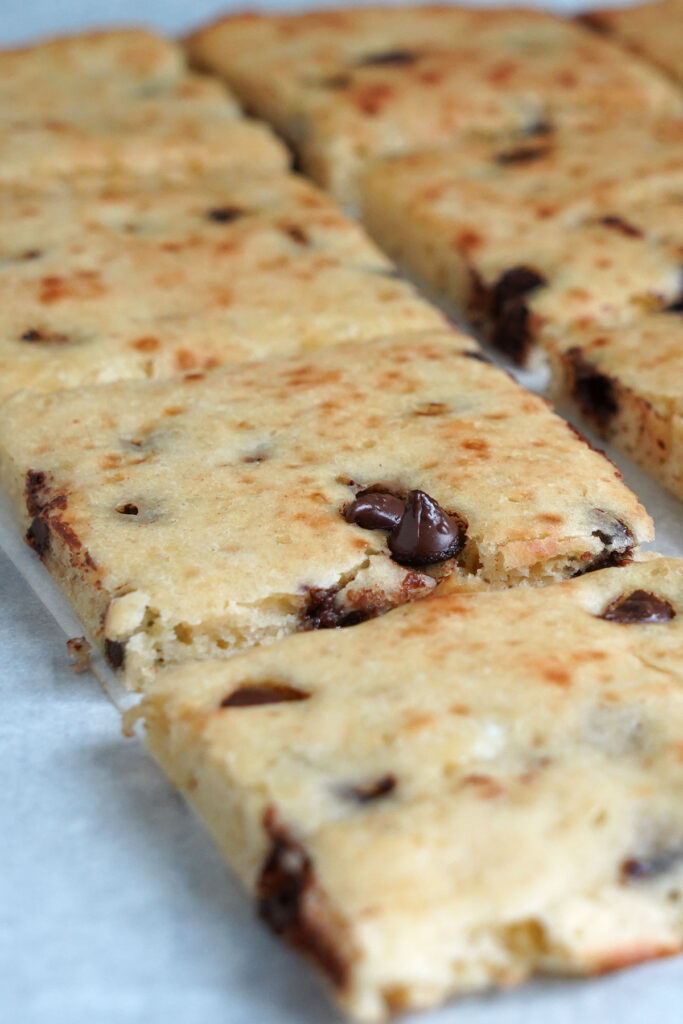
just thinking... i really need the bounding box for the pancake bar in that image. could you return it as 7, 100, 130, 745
0, 28, 287, 190
0, 172, 443, 399
187, 5, 682, 204
141, 558, 683, 1020
0, 332, 652, 689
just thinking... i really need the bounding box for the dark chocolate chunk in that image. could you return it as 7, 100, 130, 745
572, 511, 635, 575
490, 266, 546, 364
345, 492, 406, 532
621, 845, 683, 881
207, 206, 244, 223
25, 515, 50, 556
388, 490, 465, 566
356, 49, 417, 67
599, 215, 642, 238
494, 145, 549, 166
344, 775, 396, 803
601, 590, 675, 624
21, 329, 44, 342
25, 469, 48, 516
257, 809, 348, 988
221, 683, 310, 707
566, 348, 618, 427
116, 503, 139, 516
104, 639, 126, 670
302, 586, 369, 631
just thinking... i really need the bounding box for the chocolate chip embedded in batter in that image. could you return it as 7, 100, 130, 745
388, 490, 466, 566
599, 215, 643, 238
345, 775, 396, 803
356, 49, 418, 67
221, 683, 310, 707
116, 503, 139, 516
601, 590, 676, 624
257, 808, 348, 988
25, 515, 50, 556
302, 586, 370, 631
494, 145, 550, 166
20, 327, 69, 344
282, 224, 310, 246
621, 844, 683, 881
490, 266, 546, 363
566, 348, 618, 427
345, 492, 406, 531
207, 206, 244, 223
104, 638, 126, 670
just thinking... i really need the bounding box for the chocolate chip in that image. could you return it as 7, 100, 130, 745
21, 249, 42, 260
388, 490, 466, 566
621, 845, 683, 881
104, 639, 126, 670
494, 145, 549, 166
524, 120, 553, 137
345, 492, 405, 532
257, 809, 348, 988
490, 266, 546, 363
573, 511, 635, 575
344, 775, 396, 803
282, 224, 309, 246
207, 206, 244, 223
20, 328, 69, 344
301, 586, 369, 631
356, 49, 417, 67
221, 683, 310, 707
25, 515, 50, 556
599, 215, 643, 238
566, 348, 618, 427
116, 503, 139, 516
601, 590, 675, 624
25, 469, 48, 516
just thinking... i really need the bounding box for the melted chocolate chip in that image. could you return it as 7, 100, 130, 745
601, 590, 675, 624
490, 266, 546, 363
221, 683, 310, 707
566, 348, 618, 427
25, 469, 48, 516
21, 329, 44, 342
345, 492, 405, 532
388, 490, 465, 566
621, 845, 683, 881
257, 809, 348, 988
104, 639, 126, 670
25, 515, 50, 556
345, 775, 396, 803
207, 206, 244, 223
599, 215, 642, 238
356, 49, 417, 67
302, 586, 369, 631
116, 503, 139, 516
20, 328, 69, 344
495, 145, 549, 166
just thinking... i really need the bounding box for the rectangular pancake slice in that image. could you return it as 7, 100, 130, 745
546, 315, 683, 500
361, 121, 683, 496
0, 28, 287, 190
186, 6, 682, 204
140, 558, 683, 1021
0, 332, 652, 690
0, 172, 444, 399
580, 0, 683, 83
